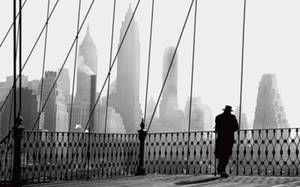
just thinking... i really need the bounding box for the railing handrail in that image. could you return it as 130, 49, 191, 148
21, 127, 300, 136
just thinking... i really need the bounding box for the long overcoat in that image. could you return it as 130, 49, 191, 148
215, 113, 239, 159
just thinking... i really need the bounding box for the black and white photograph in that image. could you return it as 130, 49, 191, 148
1, 0, 300, 186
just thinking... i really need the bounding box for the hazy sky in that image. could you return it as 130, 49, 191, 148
1, 0, 300, 129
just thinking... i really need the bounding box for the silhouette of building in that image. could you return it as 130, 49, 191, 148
0, 75, 29, 101
253, 74, 288, 129
184, 97, 214, 131
234, 106, 250, 129
159, 47, 185, 131
110, 6, 142, 133
0, 75, 41, 138
0, 88, 38, 139
184, 97, 205, 131
42, 71, 68, 132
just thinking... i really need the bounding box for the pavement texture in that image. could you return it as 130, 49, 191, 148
25, 175, 300, 187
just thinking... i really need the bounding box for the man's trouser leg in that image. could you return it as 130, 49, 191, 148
218, 156, 229, 174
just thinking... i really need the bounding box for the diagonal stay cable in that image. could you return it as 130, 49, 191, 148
0, 0, 29, 49
146, 0, 195, 132
68, 0, 82, 132
25, 0, 99, 143
104, 0, 116, 136
67, 0, 142, 170
0, 0, 60, 114
143, 0, 155, 123
37, 0, 51, 128
237, 0, 247, 175
186, 0, 198, 174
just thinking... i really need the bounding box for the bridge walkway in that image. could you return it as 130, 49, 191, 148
25, 175, 300, 187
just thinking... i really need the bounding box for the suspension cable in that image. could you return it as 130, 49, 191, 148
26, 0, 99, 142
37, 0, 51, 129
13, 0, 17, 127
0, 0, 60, 114
67, 0, 142, 169
143, 0, 155, 124
18, 0, 22, 115
237, 0, 247, 175
186, 0, 197, 174
147, 0, 195, 132
0, 0, 29, 49
68, 0, 82, 131
104, 0, 116, 134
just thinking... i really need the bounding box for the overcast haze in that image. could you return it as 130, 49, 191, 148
1, 0, 300, 129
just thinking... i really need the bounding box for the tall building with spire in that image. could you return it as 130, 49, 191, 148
253, 74, 288, 129
159, 47, 185, 131
111, 6, 142, 133
70, 26, 101, 132
76, 26, 98, 103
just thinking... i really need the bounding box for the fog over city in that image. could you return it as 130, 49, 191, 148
1, 0, 300, 131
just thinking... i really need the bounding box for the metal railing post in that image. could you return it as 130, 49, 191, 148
87, 129, 91, 179
11, 115, 24, 186
136, 119, 147, 175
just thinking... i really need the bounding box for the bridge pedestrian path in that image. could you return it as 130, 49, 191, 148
25, 175, 300, 187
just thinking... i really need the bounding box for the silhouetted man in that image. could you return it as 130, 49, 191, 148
215, 105, 239, 178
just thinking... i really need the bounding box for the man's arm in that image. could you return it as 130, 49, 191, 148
233, 116, 239, 132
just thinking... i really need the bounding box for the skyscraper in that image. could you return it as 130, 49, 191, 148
253, 74, 288, 129
70, 26, 101, 132
76, 26, 97, 103
42, 71, 68, 132
159, 47, 185, 131
112, 6, 142, 133
160, 47, 179, 117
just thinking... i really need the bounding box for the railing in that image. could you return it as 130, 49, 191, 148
145, 131, 215, 175
1, 131, 139, 184
1, 128, 300, 185
145, 128, 300, 176
0, 131, 13, 184
231, 128, 300, 176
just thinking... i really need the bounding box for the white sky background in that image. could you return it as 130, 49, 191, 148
0, 0, 300, 129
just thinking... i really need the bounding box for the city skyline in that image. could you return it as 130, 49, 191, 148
0, 0, 300, 128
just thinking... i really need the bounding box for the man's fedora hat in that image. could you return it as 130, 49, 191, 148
223, 105, 233, 112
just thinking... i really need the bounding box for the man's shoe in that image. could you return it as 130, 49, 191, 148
220, 173, 229, 178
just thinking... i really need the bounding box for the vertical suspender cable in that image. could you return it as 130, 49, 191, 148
186, 0, 197, 174
237, 0, 247, 175
147, 0, 195, 132
143, 0, 155, 124
38, 0, 51, 129
104, 0, 116, 134
18, 0, 22, 114
13, 0, 17, 127
68, 0, 82, 131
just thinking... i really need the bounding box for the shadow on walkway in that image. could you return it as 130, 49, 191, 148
175, 176, 220, 185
